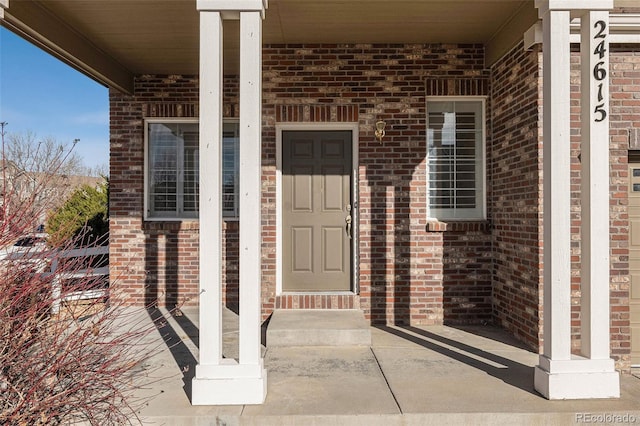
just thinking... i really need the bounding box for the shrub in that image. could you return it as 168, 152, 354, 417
0, 136, 166, 425
46, 180, 109, 247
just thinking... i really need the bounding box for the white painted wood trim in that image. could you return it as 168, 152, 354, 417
535, 4, 620, 401
193, 7, 267, 407
275, 122, 360, 296
580, 10, 612, 360
541, 8, 572, 361
197, 0, 267, 18
196, 10, 224, 368
526, 14, 640, 49
238, 10, 263, 367
535, 0, 613, 17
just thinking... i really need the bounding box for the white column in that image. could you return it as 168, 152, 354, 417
578, 7, 620, 395
192, 9, 225, 405
192, 0, 267, 406
539, 6, 573, 364
580, 9, 612, 361
534, 0, 619, 400
239, 10, 264, 368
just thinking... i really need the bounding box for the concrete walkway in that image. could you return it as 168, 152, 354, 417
134, 308, 640, 425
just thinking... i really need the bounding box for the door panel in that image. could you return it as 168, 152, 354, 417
292, 167, 313, 211
292, 227, 313, 272
322, 227, 344, 272
629, 163, 640, 365
323, 171, 344, 211
283, 131, 352, 291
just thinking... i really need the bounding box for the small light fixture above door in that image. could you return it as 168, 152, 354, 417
375, 120, 386, 143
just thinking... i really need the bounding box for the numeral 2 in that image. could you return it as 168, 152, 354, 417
594, 20, 607, 39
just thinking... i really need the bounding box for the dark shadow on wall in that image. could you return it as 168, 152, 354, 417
143, 220, 239, 315
393, 182, 412, 326
165, 231, 179, 309
364, 133, 420, 326
143, 224, 180, 310
364, 136, 493, 326
144, 231, 159, 308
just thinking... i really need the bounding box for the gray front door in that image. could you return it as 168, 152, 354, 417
282, 131, 352, 291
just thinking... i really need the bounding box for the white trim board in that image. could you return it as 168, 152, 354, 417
525, 13, 640, 49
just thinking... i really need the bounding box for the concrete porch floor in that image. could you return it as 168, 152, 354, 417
134, 307, 640, 425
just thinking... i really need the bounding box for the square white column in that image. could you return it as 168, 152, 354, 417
192, 1, 267, 406
538, 6, 573, 364
193, 8, 224, 390
239, 10, 265, 369
580, 9, 614, 361
534, 0, 619, 400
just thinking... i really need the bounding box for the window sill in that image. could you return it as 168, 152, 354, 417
425, 220, 491, 233
143, 220, 199, 231
142, 217, 239, 231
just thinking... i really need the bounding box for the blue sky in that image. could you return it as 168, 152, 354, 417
0, 26, 109, 171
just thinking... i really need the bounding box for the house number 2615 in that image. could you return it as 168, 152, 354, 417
593, 20, 607, 123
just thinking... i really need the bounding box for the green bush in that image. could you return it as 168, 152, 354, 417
47, 179, 109, 246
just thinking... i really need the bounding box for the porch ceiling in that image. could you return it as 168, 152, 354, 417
2, 0, 629, 94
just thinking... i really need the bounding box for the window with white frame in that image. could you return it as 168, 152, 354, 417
426, 99, 485, 220
145, 120, 239, 219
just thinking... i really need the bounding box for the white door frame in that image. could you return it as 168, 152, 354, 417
275, 122, 359, 295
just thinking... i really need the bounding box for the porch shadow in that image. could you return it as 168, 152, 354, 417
147, 308, 197, 403
145, 306, 248, 403
375, 324, 537, 396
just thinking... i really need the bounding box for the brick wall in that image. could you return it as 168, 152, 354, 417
489, 43, 544, 351
442, 222, 493, 324
609, 45, 640, 371
262, 43, 492, 325
109, 75, 239, 310
608, 45, 638, 370
110, 45, 498, 327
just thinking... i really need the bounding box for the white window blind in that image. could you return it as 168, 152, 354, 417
146, 120, 239, 220
427, 100, 485, 220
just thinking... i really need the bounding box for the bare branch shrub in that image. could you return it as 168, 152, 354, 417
0, 130, 171, 425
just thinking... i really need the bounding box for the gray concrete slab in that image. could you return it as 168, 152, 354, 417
267, 309, 371, 346
130, 308, 640, 425
243, 346, 399, 416
375, 324, 640, 416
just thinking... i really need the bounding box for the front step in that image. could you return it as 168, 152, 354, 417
266, 309, 372, 347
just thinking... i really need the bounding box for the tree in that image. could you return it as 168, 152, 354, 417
46, 180, 109, 247
1, 132, 85, 238
5, 132, 108, 179
4, 131, 85, 178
